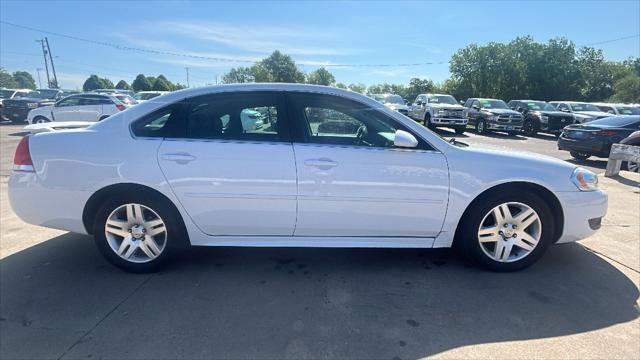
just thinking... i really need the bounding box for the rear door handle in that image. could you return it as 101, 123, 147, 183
161, 152, 196, 164
304, 158, 338, 170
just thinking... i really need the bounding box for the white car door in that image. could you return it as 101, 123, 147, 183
155, 91, 297, 236
75, 94, 106, 121
287, 92, 449, 238
51, 96, 84, 121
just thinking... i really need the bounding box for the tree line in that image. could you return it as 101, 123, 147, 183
0, 68, 37, 89
82, 74, 187, 92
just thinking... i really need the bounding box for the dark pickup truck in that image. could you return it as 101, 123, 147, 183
0, 89, 65, 123
508, 100, 575, 137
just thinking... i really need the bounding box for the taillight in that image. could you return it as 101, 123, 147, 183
116, 104, 126, 111
13, 136, 34, 171
593, 130, 619, 136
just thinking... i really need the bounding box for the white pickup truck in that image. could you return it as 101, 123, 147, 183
408, 93, 468, 134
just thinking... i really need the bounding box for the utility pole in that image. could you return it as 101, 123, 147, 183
36, 68, 43, 88
36, 39, 51, 88
45, 37, 59, 88
185, 67, 190, 88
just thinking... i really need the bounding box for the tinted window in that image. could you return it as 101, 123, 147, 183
57, 96, 83, 107
289, 93, 429, 149
185, 92, 285, 142
557, 103, 570, 111
131, 104, 183, 138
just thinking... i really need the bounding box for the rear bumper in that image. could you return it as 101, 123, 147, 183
555, 190, 608, 243
8, 171, 90, 234
557, 136, 610, 157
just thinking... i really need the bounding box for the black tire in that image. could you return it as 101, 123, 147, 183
475, 119, 488, 135
99, 115, 110, 121
457, 190, 555, 272
32, 116, 50, 124
506, 131, 518, 137
424, 114, 435, 129
570, 151, 591, 160
454, 126, 466, 135
93, 191, 188, 273
523, 119, 537, 136
623, 161, 639, 173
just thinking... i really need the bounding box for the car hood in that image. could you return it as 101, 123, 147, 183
430, 103, 464, 110
482, 108, 521, 115
385, 103, 409, 111
533, 110, 573, 117
574, 111, 611, 118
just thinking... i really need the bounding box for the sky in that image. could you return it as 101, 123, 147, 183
1, 1, 639, 90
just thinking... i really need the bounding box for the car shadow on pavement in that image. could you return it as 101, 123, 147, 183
566, 158, 608, 170
1, 233, 638, 359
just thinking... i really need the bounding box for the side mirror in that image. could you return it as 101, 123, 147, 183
394, 130, 418, 148
472, 105, 480, 110
459, 100, 464, 105
560, 108, 569, 113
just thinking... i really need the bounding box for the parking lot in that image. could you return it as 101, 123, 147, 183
1, 122, 638, 359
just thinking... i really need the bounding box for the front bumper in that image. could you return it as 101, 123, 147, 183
487, 122, 522, 131
1, 108, 29, 122
431, 117, 468, 126
555, 190, 608, 243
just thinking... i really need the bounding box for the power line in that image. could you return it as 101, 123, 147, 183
580, 34, 640, 47
0, 20, 446, 68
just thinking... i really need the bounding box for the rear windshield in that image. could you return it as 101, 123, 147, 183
589, 116, 640, 127
570, 103, 601, 112
616, 106, 640, 115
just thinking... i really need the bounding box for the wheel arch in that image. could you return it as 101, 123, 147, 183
82, 182, 185, 235
453, 181, 564, 245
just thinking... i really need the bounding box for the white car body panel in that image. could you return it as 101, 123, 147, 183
9, 84, 607, 250
23, 121, 93, 133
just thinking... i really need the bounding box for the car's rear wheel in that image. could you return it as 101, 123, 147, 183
458, 191, 554, 272
570, 151, 591, 160
33, 116, 49, 124
93, 193, 186, 273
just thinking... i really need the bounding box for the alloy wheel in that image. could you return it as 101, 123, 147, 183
477, 120, 485, 134
477, 202, 542, 263
627, 161, 639, 173
104, 203, 167, 263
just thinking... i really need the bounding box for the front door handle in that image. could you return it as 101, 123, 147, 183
161, 152, 196, 164
304, 158, 338, 170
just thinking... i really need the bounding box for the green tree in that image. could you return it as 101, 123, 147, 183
115, 80, 131, 90
610, 74, 640, 103
82, 75, 113, 91
0, 68, 19, 88
255, 50, 305, 83
335, 82, 347, 89
152, 75, 172, 91
576, 47, 614, 101
405, 78, 434, 101
222, 67, 255, 83
12, 71, 36, 89
132, 74, 152, 92
347, 83, 366, 93
306, 67, 335, 86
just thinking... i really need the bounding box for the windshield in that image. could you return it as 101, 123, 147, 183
570, 103, 601, 112
372, 94, 404, 105
615, 106, 640, 115
26, 89, 59, 99
479, 99, 509, 109
525, 101, 555, 111
0, 90, 15, 99
135, 93, 162, 100
427, 95, 458, 105
115, 94, 137, 105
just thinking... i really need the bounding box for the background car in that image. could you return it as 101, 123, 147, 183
1, 89, 63, 123
92, 88, 135, 96
409, 93, 467, 134
592, 103, 640, 116
549, 101, 611, 123
27, 93, 130, 123
558, 115, 640, 160
508, 100, 574, 136
133, 91, 169, 103
369, 93, 410, 116
463, 98, 523, 135
619, 130, 640, 172
9, 84, 606, 274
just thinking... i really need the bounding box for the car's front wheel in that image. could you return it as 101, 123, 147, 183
424, 114, 434, 129
475, 119, 488, 135
624, 161, 639, 173
93, 193, 187, 273
32, 116, 50, 124
458, 191, 554, 272
523, 119, 537, 136
570, 151, 591, 160
454, 126, 466, 135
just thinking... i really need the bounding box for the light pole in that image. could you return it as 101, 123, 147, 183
185, 67, 190, 88
36, 68, 43, 88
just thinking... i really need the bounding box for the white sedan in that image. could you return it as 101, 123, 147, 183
9, 84, 607, 273
26, 93, 130, 124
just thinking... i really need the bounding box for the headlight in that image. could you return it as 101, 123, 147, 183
488, 115, 499, 121
570, 167, 598, 191
27, 103, 38, 109
437, 109, 446, 115
540, 115, 549, 123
